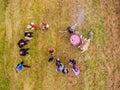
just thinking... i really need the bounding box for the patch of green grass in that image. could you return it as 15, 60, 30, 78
0, 77, 10, 90
0, 0, 10, 90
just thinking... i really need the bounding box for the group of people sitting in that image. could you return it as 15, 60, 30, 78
16, 22, 49, 73
27, 22, 49, 30
48, 48, 80, 75
17, 22, 49, 56
16, 22, 80, 75
65, 23, 94, 53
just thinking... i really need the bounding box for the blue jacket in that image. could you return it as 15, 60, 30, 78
16, 64, 23, 71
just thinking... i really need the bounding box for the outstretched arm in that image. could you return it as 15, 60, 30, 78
23, 65, 31, 68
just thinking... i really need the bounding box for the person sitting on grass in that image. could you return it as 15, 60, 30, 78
48, 48, 55, 62
40, 22, 49, 31
19, 48, 29, 56
24, 31, 33, 40
15, 61, 31, 73
17, 39, 29, 48
69, 59, 79, 75
56, 63, 64, 72
27, 22, 37, 30
56, 58, 68, 74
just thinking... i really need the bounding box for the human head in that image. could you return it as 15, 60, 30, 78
20, 42, 24, 45
21, 61, 24, 64
27, 33, 30, 36
48, 48, 55, 54
56, 58, 60, 62
20, 51, 23, 54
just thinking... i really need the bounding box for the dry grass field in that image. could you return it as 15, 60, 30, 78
0, 0, 120, 90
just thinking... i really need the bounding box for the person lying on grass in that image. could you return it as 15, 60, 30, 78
78, 35, 90, 53
59, 23, 78, 34
78, 32, 94, 53
40, 22, 49, 31
17, 39, 29, 48
15, 61, 31, 73
56, 58, 69, 74
67, 23, 77, 34
27, 22, 37, 30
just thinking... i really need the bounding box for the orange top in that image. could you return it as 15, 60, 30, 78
48, 48, 55, 54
